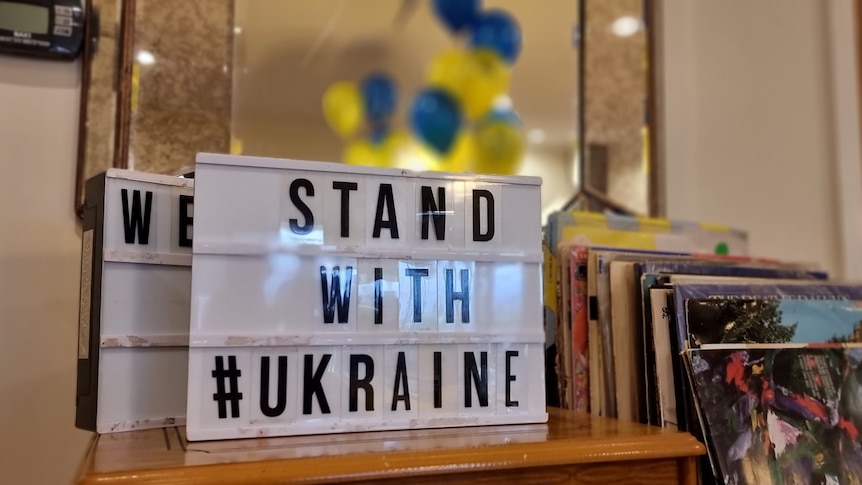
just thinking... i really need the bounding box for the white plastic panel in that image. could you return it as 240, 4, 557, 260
383, 345, 419, 420
191, 155, 542, 261
189, 348, 253, 433
97, 347, 188, 432
457, 344, 496, 416
411, 179, 466, 251
417, 345, 458, 417
91, 171, 193, 435
363, 176, 413, 250
436, 260, 476, 332
397, 260, 438, 331
495, 343, 529, 415
104, 179, 164, 255
193, 164, 283, 250
101, 261, 190, 338
323, 175, 368, 247
280, 171, 327, 246
298, 347, 342, 425
464, 182, 503, 253
185, 343, 546, 441
250, 347, 299, 426
472, 262, 542, 332
500, 184, 542, 256
339, 345, 385, 422
190, 254, 358, 335
356, 259, 400, 332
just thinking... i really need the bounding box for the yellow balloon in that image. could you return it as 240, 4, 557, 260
472, 121, 525, 175
427, 48, 510, 120
322, 81, 364, 138
343, 130, 407, 168
436, 131, 474, 173
381, 128, 409, 161
343, 139, 385, 167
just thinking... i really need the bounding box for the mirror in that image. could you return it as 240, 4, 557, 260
75, 0, 658, 219
74, 0, 122, 214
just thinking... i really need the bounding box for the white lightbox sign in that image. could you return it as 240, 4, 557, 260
186, 154, 546, 441
77, 169, 193, 433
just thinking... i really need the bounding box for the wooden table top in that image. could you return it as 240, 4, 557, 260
75, 408, 705, 484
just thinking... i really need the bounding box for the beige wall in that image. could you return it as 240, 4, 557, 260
0, 56, 92, 483
660, 0, 843, 276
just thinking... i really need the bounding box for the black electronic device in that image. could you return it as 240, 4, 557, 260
0, 0, 85, 60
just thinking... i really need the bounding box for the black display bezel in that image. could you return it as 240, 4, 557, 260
0, 0, 85, 60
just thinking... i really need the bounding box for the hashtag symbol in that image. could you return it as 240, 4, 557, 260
212, 355, 243, 419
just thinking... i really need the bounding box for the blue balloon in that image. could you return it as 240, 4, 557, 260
409, 88, 462, 154
361, 72, 398, 122
369, 124, 389, 145
469, 9, 522, 64
432, 0, 481, 33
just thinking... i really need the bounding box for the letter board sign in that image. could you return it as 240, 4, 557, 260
186, 154, 547, 441
76, 169, 193, 433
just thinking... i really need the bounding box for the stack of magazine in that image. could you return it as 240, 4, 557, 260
544, 210, 862, 485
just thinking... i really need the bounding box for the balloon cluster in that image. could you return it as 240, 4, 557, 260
322, 0, 526, 175
412, 0, 525, 174
322, 72, 407, 168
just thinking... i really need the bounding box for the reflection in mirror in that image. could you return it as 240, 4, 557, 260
582, 0, 652, 215
231, 0, 580, 220
128, 0, 233, 175
75, 0, 121, 212
76, 0, 656, 218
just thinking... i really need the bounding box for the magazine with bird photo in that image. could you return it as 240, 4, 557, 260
684, 344, 862, 485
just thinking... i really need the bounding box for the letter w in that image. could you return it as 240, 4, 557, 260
121, 189, 153, 244
320, 265, 353, 323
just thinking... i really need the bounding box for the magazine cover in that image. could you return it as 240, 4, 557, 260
673, 283, 862, 354
544, 210, 749, 257
639, 264, 828, 426
569, 244, 590, 412
542, 242, 561, 407
686, 297, 862, 348
598, 253, 792, 420
685, 344, 862, 485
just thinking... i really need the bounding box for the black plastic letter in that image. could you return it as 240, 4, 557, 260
464, 351, 488, 408
320, 266, 353, 324
289, 178, 315, 235
349, 354, 375, 412
303, 354, 331, 414
121, 189, 153, 244
505, 350, 519, 407
391, 351, 411, 411
472, 189, 495, 242
421, 186, 446, 240
178, 194, 193, 247
405, 268, 429, 323
445, 269, 470, 324
332, 181, 358, 237
372, 183, 399, 239
259, 356, 288, 417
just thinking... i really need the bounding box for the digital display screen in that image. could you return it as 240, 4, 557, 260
0, 2, 49, 35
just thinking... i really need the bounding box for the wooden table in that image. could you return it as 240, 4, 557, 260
74, 408, 705, 484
